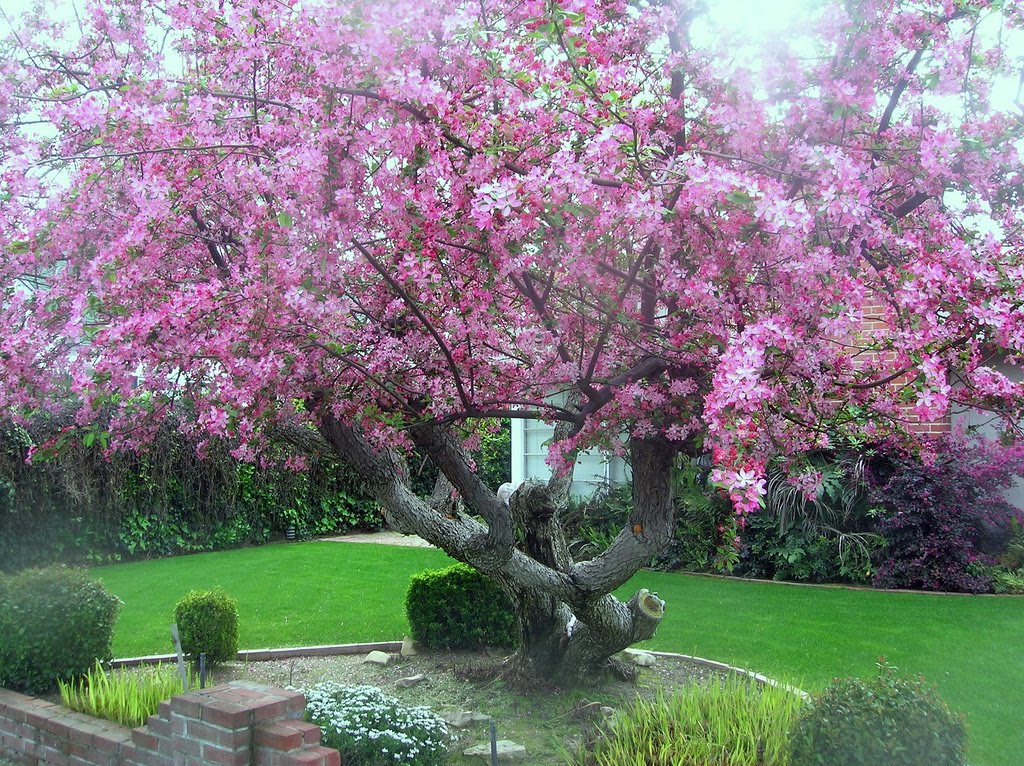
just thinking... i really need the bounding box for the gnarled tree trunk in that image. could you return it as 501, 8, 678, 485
313, 413, 678, 685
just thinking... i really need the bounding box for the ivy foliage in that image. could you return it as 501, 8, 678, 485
0, 413, 381, 572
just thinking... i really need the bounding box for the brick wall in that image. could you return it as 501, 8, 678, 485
858, 293, 951, 435
0, 682, 340, 766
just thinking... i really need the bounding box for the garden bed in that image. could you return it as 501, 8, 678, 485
184, 649, 731, 765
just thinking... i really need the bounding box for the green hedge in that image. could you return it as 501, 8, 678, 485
0, 417, 381, 572
405, 564, 519, 650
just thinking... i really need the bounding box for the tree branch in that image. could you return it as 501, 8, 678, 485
892, 191, 932, 219
878, 47, 925, 137
509, 271, 575, 366
407, 421, 516, 567
351, 238, 473, 411
188, 208, 231, 278
569, 437, 676, 595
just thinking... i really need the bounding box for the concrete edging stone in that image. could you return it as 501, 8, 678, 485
111, 640, 807, 697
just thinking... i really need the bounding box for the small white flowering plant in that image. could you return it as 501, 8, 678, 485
302, 682, 450, 765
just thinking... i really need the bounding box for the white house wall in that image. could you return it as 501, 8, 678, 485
510, 418, 629, 498
951, 358, 1024, 508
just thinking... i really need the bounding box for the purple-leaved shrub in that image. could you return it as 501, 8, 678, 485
869, 436, 1024, 593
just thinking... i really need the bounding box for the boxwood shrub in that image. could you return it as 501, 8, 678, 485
405, 564, 519, 650
173, 589, 239, 665
788, 663, 967, 766
0, 566, 121, 693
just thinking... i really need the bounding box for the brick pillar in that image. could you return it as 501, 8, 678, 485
0, 682, 340, 766
129, 682, 339, 766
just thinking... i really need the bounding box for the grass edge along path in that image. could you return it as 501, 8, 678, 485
91, 541, 1023, 766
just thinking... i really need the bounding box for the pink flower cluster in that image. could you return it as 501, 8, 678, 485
0, 0, 1020, 519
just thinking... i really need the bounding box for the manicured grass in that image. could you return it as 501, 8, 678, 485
92, 542, 1023, 766
623, 571, 1023, 766
92, 542, 453, 658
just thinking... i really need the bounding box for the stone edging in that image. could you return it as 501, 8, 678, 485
642, 650, 809, 698
111, 641, 403, 668
112, 641, 807, 698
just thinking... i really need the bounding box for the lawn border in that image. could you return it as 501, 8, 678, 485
645, 650, 809, 698
110, 641, 808, 698
676, 571, 1024, 597
111, 641, 403, 668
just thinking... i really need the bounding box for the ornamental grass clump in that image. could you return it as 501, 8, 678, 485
572, 675, 804, 766
59, 661, 199, 728
303, 683, 449, 766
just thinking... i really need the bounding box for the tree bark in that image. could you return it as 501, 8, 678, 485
314, 413, 677, 684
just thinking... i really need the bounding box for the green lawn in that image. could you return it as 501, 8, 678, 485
91, 542, 1023, 766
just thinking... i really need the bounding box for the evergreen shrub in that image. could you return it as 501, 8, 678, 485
173, 589, 239, 664
788, 663, 967, 766
0, 566, 121, 693
405, 564, 518, 650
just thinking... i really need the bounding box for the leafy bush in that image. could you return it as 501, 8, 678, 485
735, 513, 838, 582
409, 419, 511, 497
0, 566, 121, 693
59, 661, 199, 727
0, 414, 380, 572
405, 564, 519, 650
564, 483, 633, 561
303, 683, 449, 766
571, 675, 804, 766
567, 456, 874, 582
867, 436, 1024, 593
990, 512, 1024, 593
662, 459, 741, 573
476, 419, 512, 492
788, 663, 967, 766
991, 567, 1024, 594
173, 589, 239, 665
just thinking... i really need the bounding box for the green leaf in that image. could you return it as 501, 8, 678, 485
277, 211, 294, 228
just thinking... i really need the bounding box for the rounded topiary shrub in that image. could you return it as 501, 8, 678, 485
788, 664, 967, 766
405, 564, 519, 650
173, 589, 239, 665
0, 566, 121, 693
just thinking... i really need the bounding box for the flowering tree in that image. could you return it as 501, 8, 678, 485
2, 0, 1023, 680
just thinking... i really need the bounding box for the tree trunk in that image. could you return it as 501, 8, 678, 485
498, 466, 668, 685
313, 414, 676, 685
503, 581, 665, 685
